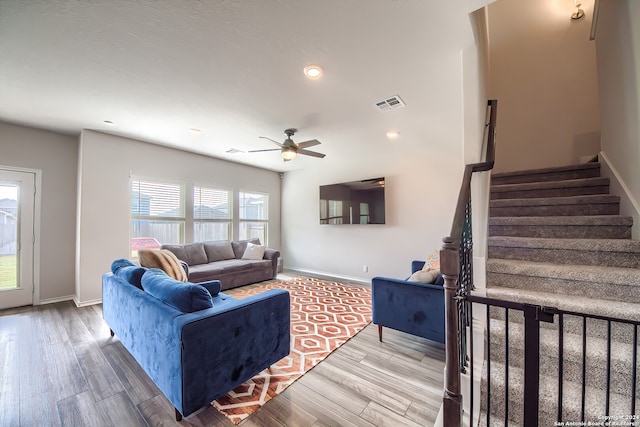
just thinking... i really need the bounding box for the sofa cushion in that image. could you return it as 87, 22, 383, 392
163, 243, 208, 266
139, 249, 188, 282
141, 268, 213, 313
203, 240, 235, 262
110, 258, 146, 288
242, 242, 266, 260
231, 238, 261, 259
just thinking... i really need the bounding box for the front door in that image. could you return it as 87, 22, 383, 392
0, 169, 35, 310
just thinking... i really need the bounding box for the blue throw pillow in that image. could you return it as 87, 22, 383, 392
111, 259, 146, 289
141, 268, 213, 313
198, 279, 221, 296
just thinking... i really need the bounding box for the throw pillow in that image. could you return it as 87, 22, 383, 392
138, 249, 188, 282
141, 268, 213, 313
110, 258, 146, 288
425, 249, 440, 270
242, 242, 266, 260
408, 269, 440, 284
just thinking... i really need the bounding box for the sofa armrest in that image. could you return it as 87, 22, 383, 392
263, 247, 280, 278
371, 276, 445, 343
180, 260, 189, 276
175, 289, 290, 417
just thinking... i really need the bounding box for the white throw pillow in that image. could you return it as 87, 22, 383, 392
407, 269, 440, 284
242, 242, 266, 260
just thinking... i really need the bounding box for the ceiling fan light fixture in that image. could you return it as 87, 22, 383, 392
304, 65, 323, 79
386, 130, 400, 139
282, 147, 297, 160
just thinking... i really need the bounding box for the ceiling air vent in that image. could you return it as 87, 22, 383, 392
374, 95, 406, 112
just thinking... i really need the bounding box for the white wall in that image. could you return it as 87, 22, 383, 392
466, 7, 492, 289
0, 121, 78, 302
281, 25, 488, 283
488, 0, 600, 173
76, 130, 281, 305
595, 0, 640, 239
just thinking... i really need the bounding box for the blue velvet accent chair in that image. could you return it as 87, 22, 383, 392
103, 260, 290, 420
371, 260, 445, 344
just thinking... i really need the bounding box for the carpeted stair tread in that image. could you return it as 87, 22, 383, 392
491, 163, 601, 185
482, 360, 639, 424
490, 194, 619, 208
490, 194, 620, 217
489, 215, 633, 239
489, 215, 632, 227
490, 177, 609, 200
488, 236, 640, 268
482, 287, 640, 322
486, 259, 640, 302
487, 258, 640, 284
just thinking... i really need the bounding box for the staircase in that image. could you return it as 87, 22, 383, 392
478, 162, 640, 425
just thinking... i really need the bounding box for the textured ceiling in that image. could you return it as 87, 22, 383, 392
0, 0, 474, 172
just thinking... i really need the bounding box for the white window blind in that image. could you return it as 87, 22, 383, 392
193, 186, 232, 241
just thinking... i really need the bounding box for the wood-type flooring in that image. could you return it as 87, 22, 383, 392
0, 283, 445, 426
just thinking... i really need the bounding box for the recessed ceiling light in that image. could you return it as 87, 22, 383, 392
103, 120, 114, 126
188, 128, 202, 135
386, 130, 400, 139
304, 65, 323, 79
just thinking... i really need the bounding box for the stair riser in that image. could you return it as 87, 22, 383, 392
488, 247, 640, 268
490, 203, 619, 217
482, 376, 640, 425
487, 272, 640, 304
491, 185, 609, 200
491, 165, 601, 186
489, 224, 631, 239
487, 336, 640, 397
488, 308, 638, 344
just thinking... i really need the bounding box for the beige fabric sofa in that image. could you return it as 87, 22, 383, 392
162, 239, 280, 291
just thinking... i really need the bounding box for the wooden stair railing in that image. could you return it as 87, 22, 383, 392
441, 99, 497, 426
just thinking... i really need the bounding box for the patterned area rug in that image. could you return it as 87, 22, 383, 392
211, 276, 372, 424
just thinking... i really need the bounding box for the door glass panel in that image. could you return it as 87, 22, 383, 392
0, 184, 18, 289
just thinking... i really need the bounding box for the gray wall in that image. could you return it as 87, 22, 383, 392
76, 130, 282, 304
488, 0, 601, 173
0, 121, 78, 301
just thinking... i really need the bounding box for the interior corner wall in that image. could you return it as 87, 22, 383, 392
595, 0, 640, 239
75, 130, 281, 305
487, 0, 600, 173
0, 121, 78, 302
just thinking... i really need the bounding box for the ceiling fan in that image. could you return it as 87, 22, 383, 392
249, 128, 326, 161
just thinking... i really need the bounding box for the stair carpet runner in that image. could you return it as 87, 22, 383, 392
478, 162, 640, 426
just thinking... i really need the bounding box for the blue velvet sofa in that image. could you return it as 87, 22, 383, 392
371, 260, 445, 344
102, 260, 290, 420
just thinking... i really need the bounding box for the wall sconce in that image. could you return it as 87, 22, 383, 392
572, 0, 585, 20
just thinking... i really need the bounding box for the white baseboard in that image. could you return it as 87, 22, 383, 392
599, 151, 640, 239
73, 297, 102, 307
283, 267, 371, 286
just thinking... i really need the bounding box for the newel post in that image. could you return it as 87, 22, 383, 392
441, 236, 462, 427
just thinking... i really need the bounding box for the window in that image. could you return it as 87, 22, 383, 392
239, 191, 268, 243
193, 186, 231, 242
131, 179, 184, 256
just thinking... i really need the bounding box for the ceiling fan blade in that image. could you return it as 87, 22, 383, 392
297, 148, 326, 158
248, 148, 281, 153
258, 136, 284, 148
296, 139, 321, 149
